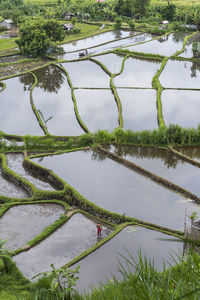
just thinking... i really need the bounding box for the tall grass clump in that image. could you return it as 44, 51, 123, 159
71, 250, 200, 300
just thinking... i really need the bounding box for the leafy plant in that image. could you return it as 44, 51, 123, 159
34, 264, 80, 300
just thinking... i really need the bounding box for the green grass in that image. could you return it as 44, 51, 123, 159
151, 0, 200, 6
25, 0, 200, 7
0, 39, 17, 52
71, 250, 200, 300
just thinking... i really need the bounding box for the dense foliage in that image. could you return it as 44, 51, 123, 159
16, 19, 65, 56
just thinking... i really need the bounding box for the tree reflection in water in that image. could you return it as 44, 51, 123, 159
19, 74, 34, 91
33, 65, 65, 93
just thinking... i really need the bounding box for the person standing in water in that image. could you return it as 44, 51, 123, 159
96, 224, 102, 236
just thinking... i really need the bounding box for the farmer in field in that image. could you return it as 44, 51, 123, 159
96, 223, 102, 236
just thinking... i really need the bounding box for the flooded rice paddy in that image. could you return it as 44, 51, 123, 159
160, 60, 200, 89
114, 57, 160, 87
6, 153, 55, 191
127, 33, 188, 56
62, 30, 133, 53
117, 89, 158, 130
14, 213, 112, 279
32, 150, 200, 231
162, 90, 200, 128
0, 204, 64, 250
0, 167, 28, 198
0, 75, 44, 136
0, 29, 199, 291
73, 225, 182, 293
33, 65, 83, 136
110, 145, 200, 197
175, 147, 200, 162
75, 89, 119, 131
93, 53, 124, 74
62, 61, 110, 88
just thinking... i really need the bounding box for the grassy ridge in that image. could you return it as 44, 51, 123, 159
0, 39, 17, 52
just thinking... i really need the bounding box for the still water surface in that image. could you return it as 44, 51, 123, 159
0, 75, 43, 136
162, 90, 200, 128
75, 89, 118, 132
33, 65, 83, 136
32, 150, 200, 230
73, 226, 182, 293
14, 213, 112, 279
0, 204, 64, 249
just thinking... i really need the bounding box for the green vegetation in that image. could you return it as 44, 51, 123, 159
16, 19, 65, 56
0, 0, 200, 298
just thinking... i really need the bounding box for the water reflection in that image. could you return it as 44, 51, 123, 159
0, 76, 43, 136
0, 204, 64, 250
31, 150, 200, 230
117, 89, 157, 130
180, 32, 200, 58
128, 33, 189, 56
75, 89, 118, 132
6, 153, 55, 191
14, 213, 112, 279
33, 65, 83, 136
73, 226, 182, 293
175, 147, 200, 162
160, 60, 200, 88
162, 90, 200, 128
33, 65, 65, 93
19, 73, 35, 91
115, 57, 160, 87
109, 145, 200, 197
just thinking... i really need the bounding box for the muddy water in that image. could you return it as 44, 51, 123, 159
114, 57, 160, 87
62, 61, 110, 88
111, 145, 200, 197
74, 89, 118, 132
94, 53, 124, 74
31, 150, 199, 230
62, 30, 135, 53
127, 33, 189, 56
160, 60, 200, 89
117, 89, 157, 130
33, 65, 83, 136
0, 167, 28, 198
0, 204, 64, 250
73, 226, 182, 293
162, 90, 200, 128
6, 153, 55, 191
0, 75, 43, 136
13, 213, 112, 279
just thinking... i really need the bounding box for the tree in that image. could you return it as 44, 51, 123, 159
115, 0, 150, 17
16, 19, 65, 57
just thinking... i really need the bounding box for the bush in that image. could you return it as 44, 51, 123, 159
114, 17, 122, 30
16, 19, 65, 57
71, 17, 77, 25
65, 27, 81, 35
127, 20, 135, 30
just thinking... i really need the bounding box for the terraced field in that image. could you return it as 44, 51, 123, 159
0, 28, 200, 292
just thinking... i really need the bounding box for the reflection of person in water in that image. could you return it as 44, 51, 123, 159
96, 224, 102, 236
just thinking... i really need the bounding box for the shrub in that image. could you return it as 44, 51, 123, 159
114, 17, 122, 30
127, 20, 135, 30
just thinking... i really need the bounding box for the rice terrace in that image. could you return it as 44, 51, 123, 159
0, 0, 200, 298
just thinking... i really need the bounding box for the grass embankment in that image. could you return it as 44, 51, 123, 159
0, 39, 17, 53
